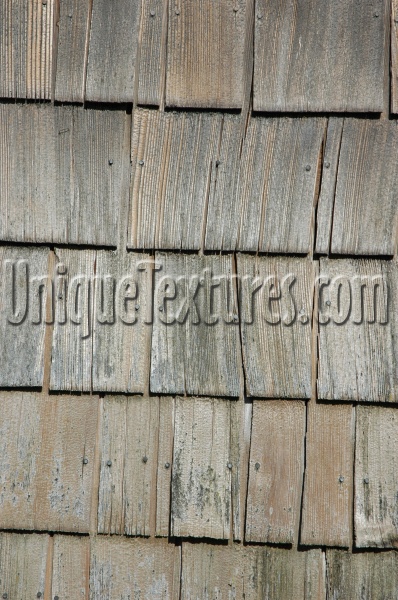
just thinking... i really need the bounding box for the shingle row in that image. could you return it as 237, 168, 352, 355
0, 0, 390, 112
0, 393, 397, 549
1, 246, 397, 401
1, 105, 398, 255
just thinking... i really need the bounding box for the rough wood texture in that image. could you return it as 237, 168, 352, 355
129, 109, 221, 250
90, 536, 181, 599
54, 0, 91, 102
238, 255, 314, 398
181, 543, 261, 599
171, 397, 231, 539
181, 543, 325, 600
393, 1, 398, 113
0, 245, 49, 388
204, 113, 246, 251
254, 0, 387, 112
301, 403, 354, 548
50, 249, 96, 392
326, 549, 398, 599
246, 400, 305, 544
85, 0, 141, 102
0, 393, 99, 533
151, 253, 242, 397
52, 535, 89, 599
92, 251, 151, 393
137, 0, 167, 106
0, 104, 130, 246
0, 0, 54, 99
331, 120, 398, 256
166, 0, 250, 108
156, 397, 175, 537
206, 116, 325, 252
315, 118, 344, 254
230, 398, 251, 541
355, 406, 398, 548
257, 547, 326, 600
0, 533, 49, 599
98, 396, 159, 536
318, 258, 397, 402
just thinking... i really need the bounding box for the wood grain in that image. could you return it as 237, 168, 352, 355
171, 397, 231, 539
206, 116, 325, 253
151, 253, 242, 397
156, 397, 175, 537
98, 396, 159, 536
90, 536, 181, 599
257, 547, 325, 600
0, 245, 49, 388
317, 258, 398, 402
326, 549, 398, 599
181, 542, 261, 599
92, 250, 151, 393
54, 0, 91, 102
0, 0, 54, 99
52, 535, 89, 599
238, 255, 314, 398
392, 0, 398, 114
254, 0, 386, 112
85, 0, 141, 102
129, 108, 221, 250
246, 400, 305, 544
137, 0, 167, 106
331, 119, 398, 256
181, 543, 325, 600
315, 118, 344, 254
301, 402, 354, 548
0, 533, 49, 599
0, 392, 99, 533
355, 406, 398, 548
50, 249, 96, 392
166, 0, 250, 108
0, 104, 130, 246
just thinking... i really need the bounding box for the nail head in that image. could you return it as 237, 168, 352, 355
83, 457, 88, 465
108, 159, 113, 165
165, 462, 170, 469
106, 460, 112, 467
305, 165, 311, 172
135, 304, 140, 311
364, 477, 369, 484
255, 462, 260, 471
227, 462, 233, 470
150, 10, 155, 16
374, 11, 379, 17
142, 456, 148, 463
138, 160, 145, 166
325, 161, 330, 169
339, 475, 344, 483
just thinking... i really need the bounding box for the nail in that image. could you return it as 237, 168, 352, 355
83, 458, 88, 465
138, 160, 145, 166
106, 460, 112, 467
255, 462, 260, 471
339, 475, 344, 483
142, 456, 148, 463
324, 161, 330, 169
305, 165, 311, 172
108, 159, 113, 166
165, 462, 170, 469
227, 462, 233, 470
